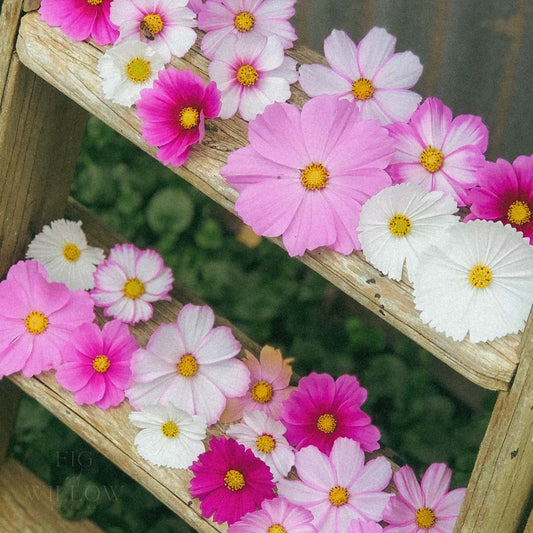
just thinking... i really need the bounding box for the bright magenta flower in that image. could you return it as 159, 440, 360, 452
0, 260, 95, 378
466, 154, 533, 243
280, 372, 380, 454
387, 97, 488, 206
383, 463, 466, 533
55, 320, 138, 409
39, 0, 118, 46
136, 68, 221, 167
189, 436, 275, 525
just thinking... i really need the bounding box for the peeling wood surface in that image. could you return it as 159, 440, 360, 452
0, 0, 23, 103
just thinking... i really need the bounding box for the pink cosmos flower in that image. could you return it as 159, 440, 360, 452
55, 320, 138, 409
221, 345, 295, 423
39, 0, 118, 46
0, 260, 95, 378
91, 243, 173, 324
383, 463, 466, 533
387, 97, 489, 206
127, 304, 249, 424
228, 497, 317, 533
278, 438, 393, 531
198, 0, 297, 59
110, 0, 197, 64
349, 520, 384, 533
279, 372, 380, 454
189, 435, 276, 525
299, 28, 423, 125
466, 155, 533, 243
209, 34, 298, 121
188, 0, 206, 14
136, 67, 221, 167
221, 94, 394, 256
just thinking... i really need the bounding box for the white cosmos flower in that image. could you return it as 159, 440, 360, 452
129, 403, 207, 468
26, 219, 104, 291
358, 183, 460, 282
226, 410, 295, 482
414, 220, 533, 343
98, 41, 166, 107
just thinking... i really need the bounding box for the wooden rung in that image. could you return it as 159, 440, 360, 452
0, 458, 103, 532
6, 199, 398, 532
14, 12, 522, 392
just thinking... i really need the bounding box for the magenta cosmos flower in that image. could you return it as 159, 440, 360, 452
221, 345, 295, 423
91, 243, 173, 324
466, 154, 533, 243
280, 372, 380, 454
387, 97, 489, 206
199, 0, 297, 59
383, 463, 466, 533
40, 0, 118, 46
136, 67, 221, 167
228, 497, 317, 533
278, 438, 393, 532
221, 94, 394, 256
299, 28, 423, 125
0, 260, 95, 378
127, 304, 249, 424
55, 320, 138, 409
110, 0, 196, 64
209, 34, 298, 121
189, 435, 276, 525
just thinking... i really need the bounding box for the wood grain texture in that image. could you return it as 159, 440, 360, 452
0, 458, 103, 533
0, 0, 23, 102
15, 12, 526, 391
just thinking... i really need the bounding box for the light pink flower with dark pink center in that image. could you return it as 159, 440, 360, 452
55, 320, 138, 409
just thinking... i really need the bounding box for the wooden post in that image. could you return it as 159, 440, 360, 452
455, 308, 533, 532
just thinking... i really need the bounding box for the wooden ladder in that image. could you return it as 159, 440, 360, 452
1, 2, 532, 532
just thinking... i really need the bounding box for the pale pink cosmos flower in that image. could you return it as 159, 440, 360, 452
55, 320, 138, 409
278, 438, 393, 532
221, 95, 394, 256
199, 0, 297, 59
39, 0, 118, 46
209, 34, 298, 121
127, 304, 250, 425
91, 243, 173, 325
110, 0, 197, 64
383, 463, 466, 533
387, 97, 489, 206
299, 28, 423, 125
349, 520, 383, 533
0, 260, 95, 378
188, 0, 206, 14
136, 67, 221, 167
221, 345, 295, 423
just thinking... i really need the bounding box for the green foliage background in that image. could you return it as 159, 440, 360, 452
11, 118, 495, 531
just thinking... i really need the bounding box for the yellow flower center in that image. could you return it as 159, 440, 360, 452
24, 311, 48, 335
92, 355, 111, 374
224, 469, 246, 491
328, 486, 349, 506
161, 421, 179, 438
420, 146, 444, 173
142, 14, 163, 35
507, 200, 531, 226
256, 434, 276, 453
62, 243, 81, 262
267, 526, 286, 533
251, 380, 273, 403
316, 413, 337, 434
87, 0, 103, 5
179, 107, 200, 130
300, 162, 329, 190
125, 57, 151, 83
352, 78, 374, 100
234, 11, 255, 32
236, 64, 259, 87
123, 278, 145, 299
415, 507, 437, 529
389, 214, 413, 237
469, 264, 493, 289
177, 354, 198, 377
